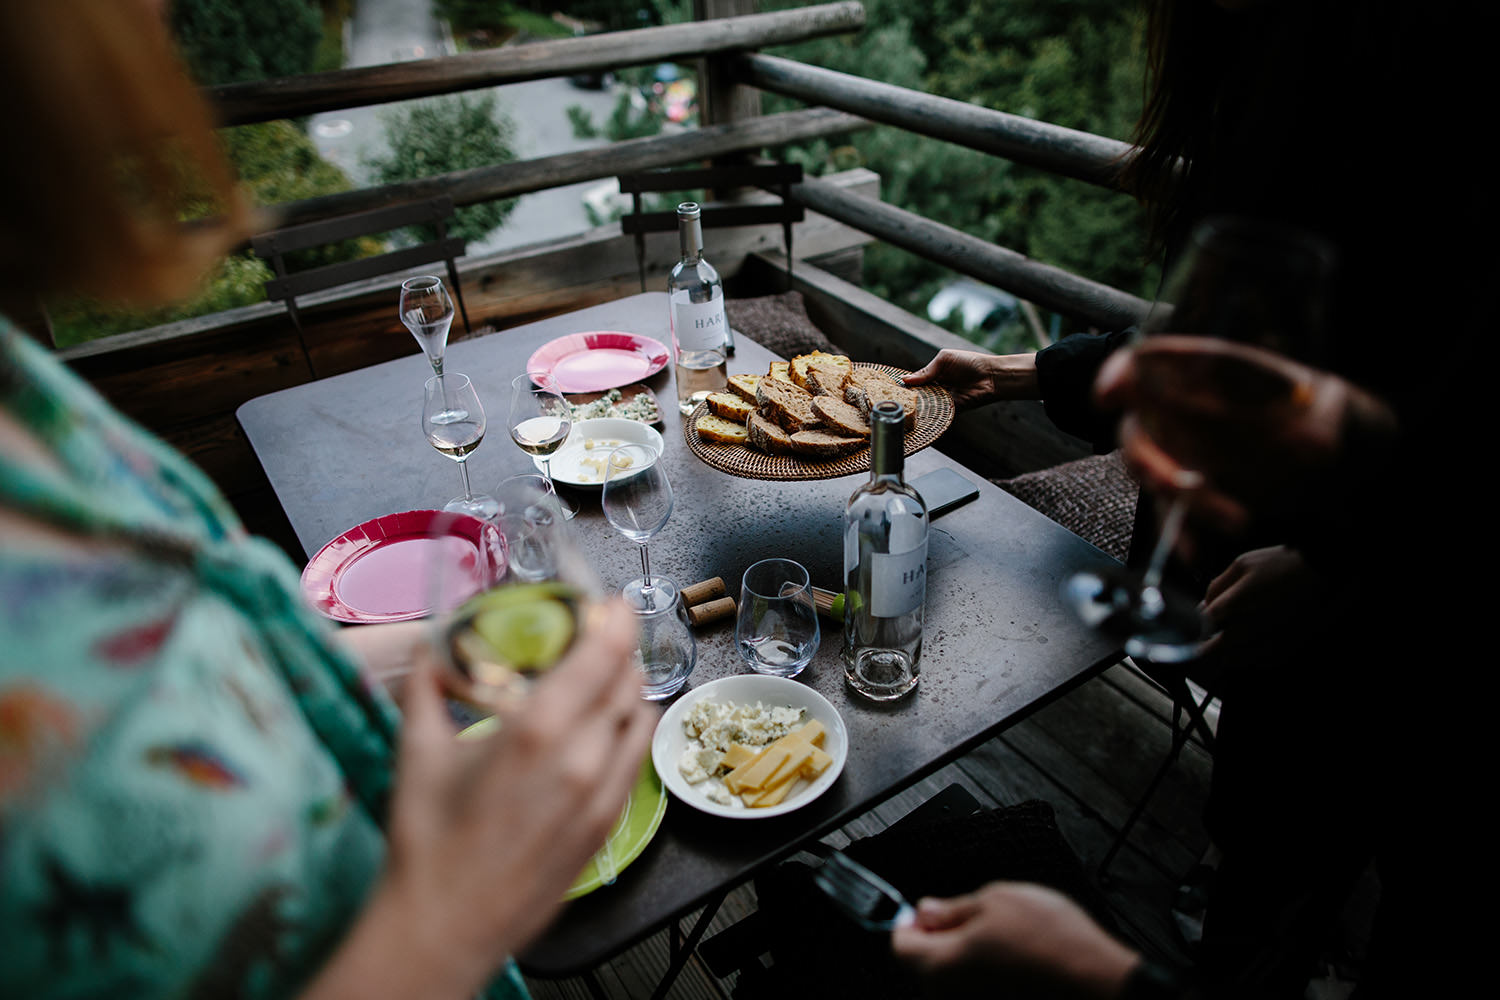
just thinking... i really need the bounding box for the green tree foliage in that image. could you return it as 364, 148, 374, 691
169, 0, 322, 87
223, 121, 384, 271
50, 121, 375, 345
366, 95, 520, 244
764, 0, 1156, 341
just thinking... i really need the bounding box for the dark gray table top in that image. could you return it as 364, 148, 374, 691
237, 292, 1122, 975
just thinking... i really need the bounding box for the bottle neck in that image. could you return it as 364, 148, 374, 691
868, 403, 904, 483
678, 215, 703, 262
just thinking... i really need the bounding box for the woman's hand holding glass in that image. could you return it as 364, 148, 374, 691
1063, 217, 1337, 663
367, 602, 653, 996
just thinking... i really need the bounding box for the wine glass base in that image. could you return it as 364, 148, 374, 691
443, 493, 501, 520
1063, 566, 1216, 664
621, 577, 678, 614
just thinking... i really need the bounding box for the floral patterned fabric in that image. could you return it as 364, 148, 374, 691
0, 318, 527, 999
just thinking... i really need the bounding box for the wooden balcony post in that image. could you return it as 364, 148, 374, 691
696, 0, 764, 137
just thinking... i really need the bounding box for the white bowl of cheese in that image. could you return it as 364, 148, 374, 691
536, 417, 665, 489
652, 674, 848, 819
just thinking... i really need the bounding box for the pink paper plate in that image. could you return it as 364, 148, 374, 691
301, 511, 505, 623
526, 331, 671, 393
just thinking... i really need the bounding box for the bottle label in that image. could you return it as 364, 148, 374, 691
672, 296, 727, 353
868, 538, 927, 617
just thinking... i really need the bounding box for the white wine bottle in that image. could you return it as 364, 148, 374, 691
843, 400, 927, 700
668, 202, 729, 415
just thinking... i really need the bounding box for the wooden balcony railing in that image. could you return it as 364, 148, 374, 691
53, 1, 1152, 557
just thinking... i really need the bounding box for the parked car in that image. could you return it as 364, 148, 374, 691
927, 279, 1020, 333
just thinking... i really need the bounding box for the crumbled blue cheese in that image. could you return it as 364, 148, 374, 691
678, 699, 806, 798
568, 389, 661, 424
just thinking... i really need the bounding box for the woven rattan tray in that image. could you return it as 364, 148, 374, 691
684, 364, 955, 481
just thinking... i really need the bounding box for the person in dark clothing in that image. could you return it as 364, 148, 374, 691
904, 0, 1488, 995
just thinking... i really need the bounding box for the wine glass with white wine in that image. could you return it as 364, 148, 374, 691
1061, 216, 1335, 663
401, 275, 454, 376
508, 372, 578, 520
422, 372, 499, 520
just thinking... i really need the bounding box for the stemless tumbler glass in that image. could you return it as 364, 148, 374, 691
735, 558, 820, 678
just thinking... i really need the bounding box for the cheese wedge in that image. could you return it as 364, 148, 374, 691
748, 776, 806, 808
724, 745, 793, 794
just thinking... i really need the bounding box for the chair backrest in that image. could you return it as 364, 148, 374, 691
251, 196, 472, 346
616, 163, 805, 294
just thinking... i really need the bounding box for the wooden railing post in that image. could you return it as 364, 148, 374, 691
696, 0, 764, 137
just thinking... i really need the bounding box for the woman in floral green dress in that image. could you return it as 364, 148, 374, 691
0, 4, 654, 998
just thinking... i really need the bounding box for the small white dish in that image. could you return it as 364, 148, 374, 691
652, 674, 848, 819
537, 417, 665, 489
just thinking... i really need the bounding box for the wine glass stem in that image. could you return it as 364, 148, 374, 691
639, 544, 653, 594
431, 355, 443, 376
1141, 491, 1190, 605
456, 458, 475, 502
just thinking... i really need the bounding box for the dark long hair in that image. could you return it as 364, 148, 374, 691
1123, 1, 1398, 257
1121, 0, 1489, 392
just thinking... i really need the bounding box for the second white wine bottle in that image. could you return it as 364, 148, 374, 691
668, 202, 729, 415
842, 400, 927, 700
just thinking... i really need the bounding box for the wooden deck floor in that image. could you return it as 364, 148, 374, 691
522, 660, 1244, 999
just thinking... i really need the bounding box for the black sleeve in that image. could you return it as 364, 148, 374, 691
1034, 328, 1136, 451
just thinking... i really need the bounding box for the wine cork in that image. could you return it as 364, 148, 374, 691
686, 596, 737, 627
680, 576, 727, 607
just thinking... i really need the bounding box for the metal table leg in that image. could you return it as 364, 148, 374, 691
648, 888, 730, 1000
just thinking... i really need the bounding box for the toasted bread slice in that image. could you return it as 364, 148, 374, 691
844, 368, 918, 430
767, 361, 795, 385
789, 429, 866, 459
755, 377, 820, 433
790, 351, 852, 389
727, 373, 761, 403
863, 381, 919, 430
811, 395, 871, 438
706, 392, 754, 422
695, 414, 749, 445
804, 361, 851, 398
746, 411, 795, 454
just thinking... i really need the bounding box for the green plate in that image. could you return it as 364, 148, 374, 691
458, 717, 667, 899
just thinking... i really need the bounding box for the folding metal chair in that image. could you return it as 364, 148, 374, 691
1097, 659, 1218, 881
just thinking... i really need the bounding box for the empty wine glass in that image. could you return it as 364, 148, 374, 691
601, 443, 676, 613
1062, 217, 1335, 663
735, 558, 820, 678
401, 275, 454, 376
422, 373, 499, 519
508, 372, 578, 520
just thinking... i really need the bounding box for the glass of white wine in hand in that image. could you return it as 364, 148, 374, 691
1062, 216, 1335, 663
508, 372, 578, 520
422, 373, 500, 520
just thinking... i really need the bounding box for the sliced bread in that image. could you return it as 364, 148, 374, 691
789, 429, 866, 459
706, 391, 754, 423
727, 373, 761, 403
695, 413, 749, 445
811, 395, 871, 438
755, 376, 820, 433
746, 411, 795, 454
804, 361, 851, 398
767, 361, 795, 385
790, 351, 852, 389
844, 368, 918, 430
